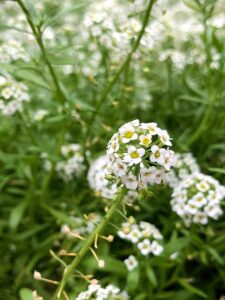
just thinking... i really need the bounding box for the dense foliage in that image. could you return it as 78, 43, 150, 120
0, 0, 225, 299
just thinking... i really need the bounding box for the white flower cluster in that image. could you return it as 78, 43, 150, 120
88, 155, 117, 199
82, 0, 141, 60
76, 283, 129, 300
118, 219, 164, 257
0, 75, 30, 115
165, 153, 200, 188
171, 173, 225, 226
56, 144, 85, 181
0, 40, 29, 63
107, 120, 175, 191
42, 144, 85, 181
88, 155, 138, 205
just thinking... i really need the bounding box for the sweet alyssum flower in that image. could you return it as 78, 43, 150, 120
0, 75, 30, 115
124, 255, 138, 271
76, 283, 129, 300
0, 39, 29, 63
171, 173, 225, 226
88, 155, 138, 205
118, 218, 164, 257
165, 152, 200, 188
107, 120, 175, 190
42, 144, 85, 181
88, 155, 117, 199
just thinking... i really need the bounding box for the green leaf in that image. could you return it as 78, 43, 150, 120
19, 288, 33, 300
133, 293, 147, 300
206, 246, 224, 265
184, 75, 206, 98
15, 68, 51, 90
164, 233, 190, 256
83, 256, 127, 275
146, 264, 157, 287
44, 2, 90, 27
178, 279, 207, 298
208, 167, 225, 174
24, 0, 40, 25
48, 55, 76, 65
127, 266, 140, 294
155, 291, 177, 299
9, 200, 28, 230
45, 115, 66, 123
42, 205, 78, 227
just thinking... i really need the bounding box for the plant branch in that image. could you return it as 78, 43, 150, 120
52, 188, 126, 299
16, 0, 67, 104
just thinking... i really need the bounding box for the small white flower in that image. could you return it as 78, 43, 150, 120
119, 124, 138, 143
158, 130, 172, 146
128, 227, 142, 243
141, 122, 158, 135
196, 181, 209, 192
192, 193, 207, 207
137, 239, 151, 256
193, 212, 208, 225
124, 255, 138, 271
123, 146, 145, 165
139, 134, 152, 147
186, 200, 198, 215
150, 240, 163, 255
122, 174, 139, 190
1, 87, 13, 99
150, 145, 164, 165
112, 158, 127, 177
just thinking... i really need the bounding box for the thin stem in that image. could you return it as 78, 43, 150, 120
16, 0, 67, 104
82, 0, 156, 159
52, 188, 126, 299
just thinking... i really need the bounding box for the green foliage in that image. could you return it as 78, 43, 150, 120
0, 0, 225, 299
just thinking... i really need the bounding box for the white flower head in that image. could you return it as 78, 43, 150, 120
75, 283, 129, 299
48, 143, 85, 181
165, 152, 200, 188
0, 75, 30, 116
88, 155, 117, 199
107, 120, 175, 191
171, 173, 224, 226
118, 219, 164, 257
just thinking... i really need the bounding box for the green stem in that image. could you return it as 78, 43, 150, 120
52, 188, 126, 299
16, 0, 67, 104
82, 0, 156, 159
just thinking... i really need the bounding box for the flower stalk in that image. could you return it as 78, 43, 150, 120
16, 0, 67, 105
52, 187, 127, 299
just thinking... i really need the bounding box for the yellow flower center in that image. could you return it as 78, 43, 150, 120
124, 131, 134, 139
197, 196, 203, 202
130, 151, 139, 159
142, 137, 151, 146
200, 183, 206, 189
154, 150, 160, 158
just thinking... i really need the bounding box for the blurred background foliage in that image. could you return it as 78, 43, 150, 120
0, 0, 225, 299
